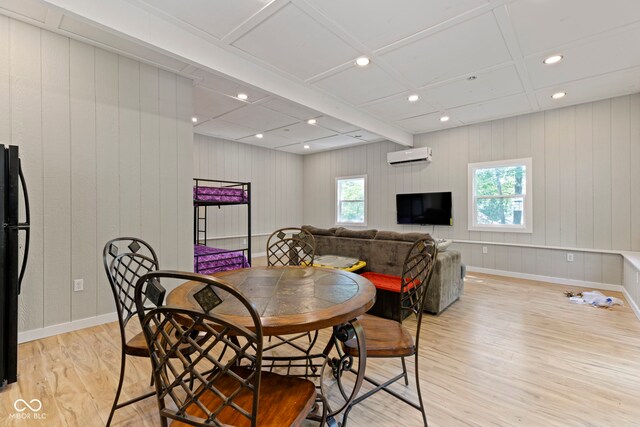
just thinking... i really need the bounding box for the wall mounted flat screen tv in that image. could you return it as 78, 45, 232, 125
396, 192, 453, 226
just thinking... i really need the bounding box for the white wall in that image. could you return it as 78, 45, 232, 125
303, 94, 640, 287
0, 17, 193, 334
623, 259, 640, 318
193, 133, 303, 256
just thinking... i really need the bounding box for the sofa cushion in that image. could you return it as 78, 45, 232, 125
335, 227, 377, 239
314, 235, 372, 266
368, 239, 410, 276
301, 225, 337, 236
374, 230, 431, 242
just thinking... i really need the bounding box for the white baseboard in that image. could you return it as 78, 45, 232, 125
18, 312, 118, 344
16, 251, 274, 344
466, 266, 624, 292
17, 265, 636, 344
622, 287, 640, 321
17, 257, 271, 344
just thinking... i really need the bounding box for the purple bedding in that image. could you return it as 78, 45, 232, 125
193, 185, 248, 204
194, 245, 249, 274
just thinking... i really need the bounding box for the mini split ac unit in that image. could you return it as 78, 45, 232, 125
387, 147, 432, 166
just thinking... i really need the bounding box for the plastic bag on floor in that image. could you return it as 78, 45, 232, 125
574, 291, 624, 307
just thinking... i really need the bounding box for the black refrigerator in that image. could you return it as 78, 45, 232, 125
0, 145, 30, 387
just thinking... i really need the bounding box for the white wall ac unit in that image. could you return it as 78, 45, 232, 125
387, 147, 432, 166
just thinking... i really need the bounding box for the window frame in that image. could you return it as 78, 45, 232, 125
467, 158, 533, 233
335, 175, 367, 226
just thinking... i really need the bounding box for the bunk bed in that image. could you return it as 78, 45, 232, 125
193, 178, 251, 274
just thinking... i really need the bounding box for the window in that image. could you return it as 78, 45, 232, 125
336, 175, 367, 225
468, 158, 532, 233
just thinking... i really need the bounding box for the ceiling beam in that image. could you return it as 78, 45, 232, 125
41, 0, 414, 147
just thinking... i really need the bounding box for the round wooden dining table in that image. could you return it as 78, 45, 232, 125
166, 266, 376, 425
167, 266, 376, 336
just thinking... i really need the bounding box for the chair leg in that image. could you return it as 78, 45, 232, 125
307, 392, 329, 426
340, 358, 427, 426
401, 357, 409, 386
106, 351, 127, 427
341, 402, 354, 427
414, 353, 428, 427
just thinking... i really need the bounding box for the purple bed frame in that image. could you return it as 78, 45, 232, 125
193, 185, 248, 204
193, 178, 251, 274
194, 245, 249, 275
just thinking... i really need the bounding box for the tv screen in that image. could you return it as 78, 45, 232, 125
396, 192, 452, 226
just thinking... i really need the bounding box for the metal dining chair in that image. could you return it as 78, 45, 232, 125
265, 228, 320, 376
336, 237, 438, 427
135, 270, 326, 427
266, 227, 316, 267
102, 237, 161, 426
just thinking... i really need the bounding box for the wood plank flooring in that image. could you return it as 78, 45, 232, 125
1, 273, 639, 426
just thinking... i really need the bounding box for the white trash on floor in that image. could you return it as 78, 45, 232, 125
568, 290, 624, 308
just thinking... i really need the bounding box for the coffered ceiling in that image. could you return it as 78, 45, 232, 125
2, 0, 640, 154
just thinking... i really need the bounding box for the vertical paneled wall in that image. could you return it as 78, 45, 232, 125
193, 134, 304, 255
303, 94, 640, 285
0, 17, 193, 333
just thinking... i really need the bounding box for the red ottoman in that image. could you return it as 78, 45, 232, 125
361, 272, 415, 321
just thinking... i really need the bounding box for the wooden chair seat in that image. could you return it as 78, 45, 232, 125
171, 367, 317, 427
124, 328, 209, 358
124, 330, 151, 357
342, 314, 415, 358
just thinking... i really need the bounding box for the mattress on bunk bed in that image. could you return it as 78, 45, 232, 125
194, 245, 249, 274
193, 185, 248, 204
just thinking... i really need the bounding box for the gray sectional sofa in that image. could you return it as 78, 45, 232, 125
302, 226, 465, 314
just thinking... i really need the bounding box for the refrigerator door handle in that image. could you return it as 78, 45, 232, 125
17, 159, 30, 295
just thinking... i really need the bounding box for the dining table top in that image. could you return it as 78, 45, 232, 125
166, 266, 376, 336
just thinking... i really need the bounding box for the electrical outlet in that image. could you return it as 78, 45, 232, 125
243, 238, 247, 245
482, 246, 488, 254
636, 271, 639, 284
73, 279, 84, 292
567, 253, 574, 262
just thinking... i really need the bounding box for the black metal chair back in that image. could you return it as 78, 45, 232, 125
102, 237, 163, 426
103, 237, 161, 338
135, 271, 263, 427
336, 238, 438, 427
399, 237, 438, 343
266, 227, 316, 266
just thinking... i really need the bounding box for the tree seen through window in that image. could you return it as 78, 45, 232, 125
337, 177, 366, 224
474, 165, 526, 226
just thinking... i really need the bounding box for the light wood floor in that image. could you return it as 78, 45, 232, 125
2, 273, 640, 427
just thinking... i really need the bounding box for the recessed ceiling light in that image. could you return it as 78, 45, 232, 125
255, 133, 263, 138
237, 93, 248, 100
543, 55, 563, 65
551, 92, 566, 99
307, 119, 317, 125
303, 144, 310, 149
191, 116, 198, 123
440, 115, 450, 122
355, 57, 370, 67
407, 94, 420, 102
